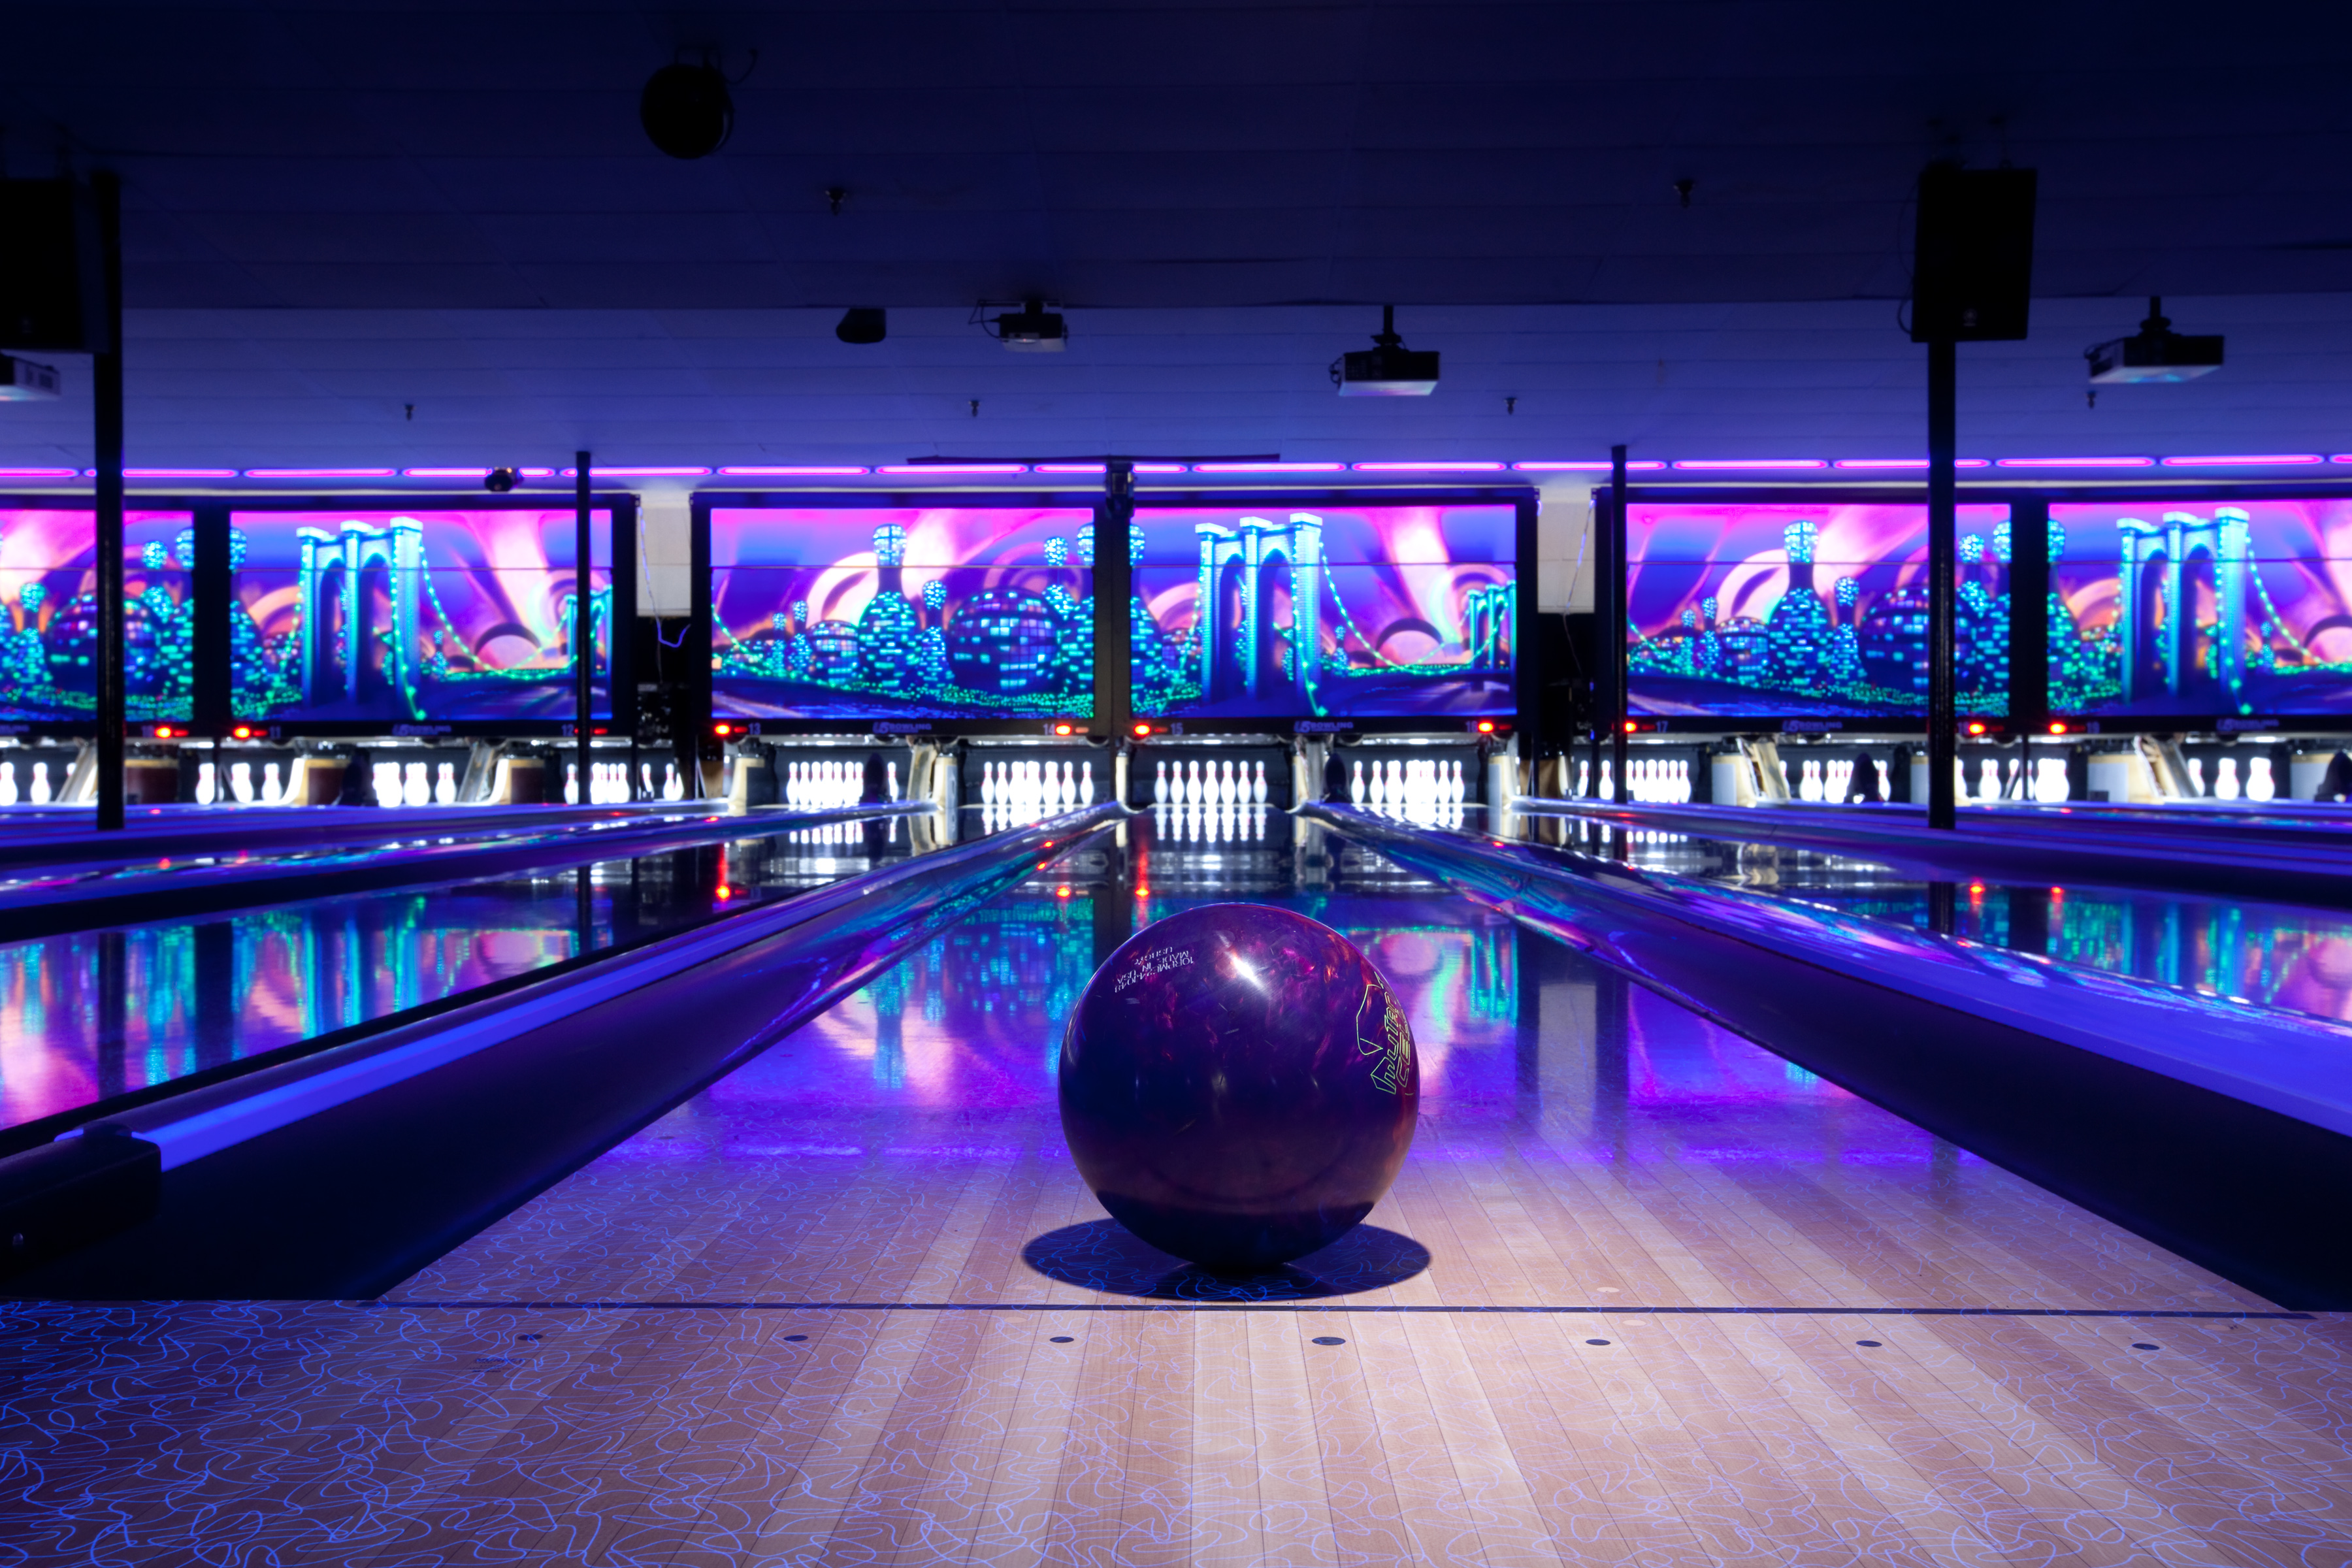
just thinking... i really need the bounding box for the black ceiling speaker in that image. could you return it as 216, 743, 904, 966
484, 467, 521, 493
1910, 164, 2037, 342
0, 179, 106, 353
836, 307, 887, 344
641, 63, 733, 159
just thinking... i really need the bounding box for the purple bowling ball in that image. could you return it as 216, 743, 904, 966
1058, 903, 1418, 1270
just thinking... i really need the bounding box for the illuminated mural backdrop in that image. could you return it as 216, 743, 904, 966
0, 510, 196, 724
1130, 504, 1516, 720
2048, 500, 2352, 719
1627, 502, 2014, 719
710, 507, 1096, 720
231, 510, 615, 723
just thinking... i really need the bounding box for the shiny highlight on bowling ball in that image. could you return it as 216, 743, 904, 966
1058, 903, 1418, 1270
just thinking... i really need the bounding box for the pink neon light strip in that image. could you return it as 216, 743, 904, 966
1993, 456, 2153, 468
125, 468, 238, 479
1511, 461, 1670, 472
1134, 463, 1188, 474
716, 465, 871, 476
1190, 462, 1347, 474
1032, 464, 1108, 474
1831, 458, 1993, 470
875, 464, 1028, 476
557, 466, 711, 478
2158, 454, 2324, 466
1673, 459, 1827, 471
1350, 461, 1507, 472
244, 468, 398, 479
0, 468, 80, 479
399, 467, 559, 479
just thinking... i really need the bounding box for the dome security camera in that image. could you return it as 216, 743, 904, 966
642, 63, 733, 159
485, 467, 521, 493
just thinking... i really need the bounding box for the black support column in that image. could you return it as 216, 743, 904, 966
2007, 497, 2051, 740
574, 451, 593, 806
1094, 461, 1134, 741
1607, 444, 1629, 804
92, 172, 125, 830
1925, 341, 1957, 830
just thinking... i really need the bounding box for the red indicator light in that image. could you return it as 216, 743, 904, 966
1054, 723, 1074, 736
715, 885, 732, 900
712, 723, 734, 736
1133, 723, 1152, 737
1055, 885, 1072, 898
1622, 721, 1639, 734
231, 725, 253, 740
1965, 721, 1987, 736
152, 725, 178, 738
2048, 721, 2070, 735
1134, 887, 1151, 898
1477, 720, 1495, 734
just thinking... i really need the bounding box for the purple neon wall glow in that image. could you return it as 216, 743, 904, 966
1627, 501, 2014, 719
0, 508, 196, 723
2049, 498, 2352, 718
1130, 503, 1516, 719
711, 506, 1097, 719
229, 508, 615, 723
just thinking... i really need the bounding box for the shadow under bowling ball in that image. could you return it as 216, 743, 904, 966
1021, 1218, 1431, 1301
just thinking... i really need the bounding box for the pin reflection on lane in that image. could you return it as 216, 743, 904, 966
1520, 811, 2352, 1024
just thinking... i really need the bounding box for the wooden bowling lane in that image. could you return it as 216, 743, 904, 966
6, 1299, 2346, 1565
9, 889, 2347, 1564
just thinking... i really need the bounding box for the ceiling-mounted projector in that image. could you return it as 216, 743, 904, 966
988, 299, 1067, 352
2087, 297, 2223, 384
1331, 305, 1438, 396
0, 353, 60, 400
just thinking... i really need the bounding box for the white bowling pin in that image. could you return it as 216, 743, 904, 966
1350, 760, 1365, 804
1081, 762, 1095, 806
1252, 759, 1269, 805
2249, 757, 2276, 802
1574, 760, 1589, 798
195, 760, 215, 806
564, 763, 579, 804
30, 761, 50, 804
2187, 757, 2207, 796
2215, 757, 2240, 800
1599, 760, 1614, 799
231, 761, 254, 804
1978, 757, 2001, 801
436, 760, 457, 806
404, 761, 429, 807
0, 760, 16, 806
261, 760, 282, 804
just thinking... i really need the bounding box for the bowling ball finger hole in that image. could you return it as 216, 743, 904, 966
2132, 1342, 2160, 1350
1585, 1338, 1610, 1346
1311, 1335, 1345, 1346
1855, 1339, 1883, 1348
783, 1334, 808, 1342
1049, 1335, 1075, 1343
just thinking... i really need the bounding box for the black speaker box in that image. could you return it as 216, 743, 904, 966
1910, 165, 2037, 343
0, 178, 105, 353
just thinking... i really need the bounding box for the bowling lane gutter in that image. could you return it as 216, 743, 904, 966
1507, 796, 2352, 905
0, 801, 936, 944
0, 804, 1122, 1299
1305, 804, 2352, 1310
